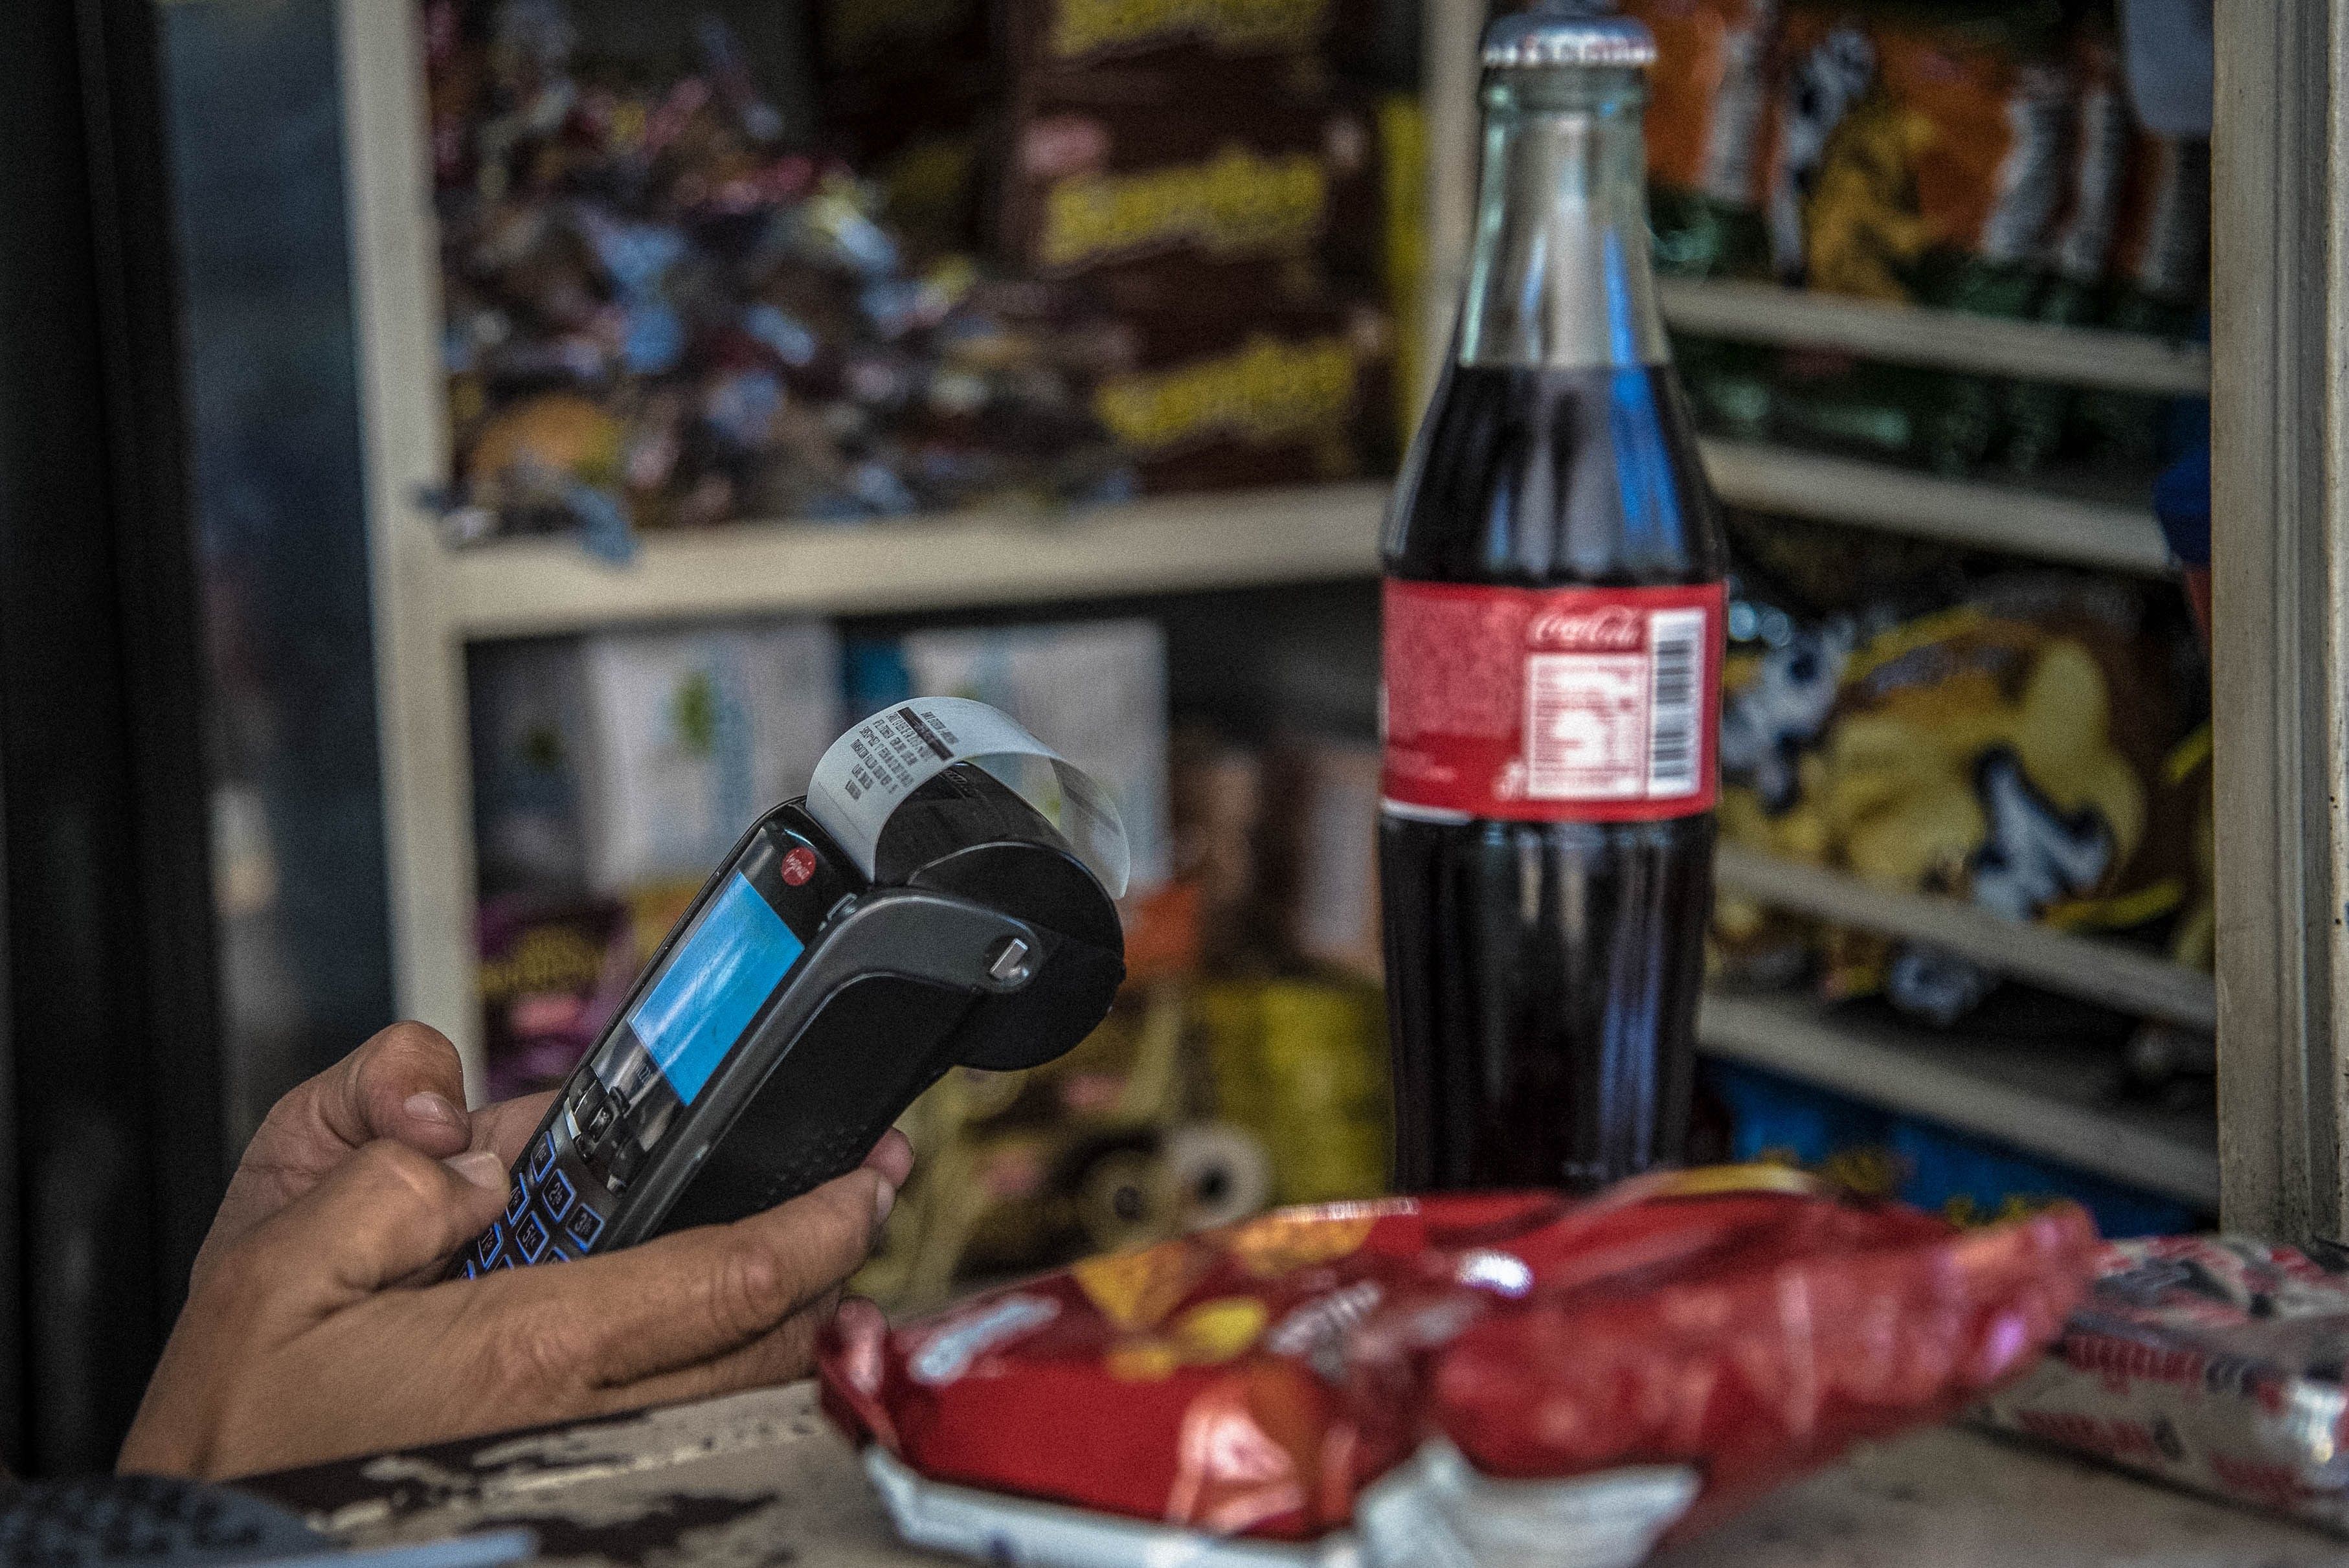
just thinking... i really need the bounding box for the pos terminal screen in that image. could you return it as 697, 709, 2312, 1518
625, 871, 804, 1103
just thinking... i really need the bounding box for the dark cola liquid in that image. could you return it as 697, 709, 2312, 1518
1381, 361, 1725, 1193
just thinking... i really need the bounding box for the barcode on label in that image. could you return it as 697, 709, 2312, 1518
1645, 608, 1706, 797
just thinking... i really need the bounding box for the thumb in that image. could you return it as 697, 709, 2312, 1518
241, 1141, 511, 1308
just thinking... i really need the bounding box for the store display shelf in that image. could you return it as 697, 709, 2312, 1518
445, 482, 1389, 639
1714, 845, 2215, 1033
446, 443, 2166, 640
1696, 991, 2219, 1208
1657, 277, 2211, 395
1698, 439, 2174, 575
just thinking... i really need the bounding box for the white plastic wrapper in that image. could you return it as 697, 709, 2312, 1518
862, 1440, 1696, 1568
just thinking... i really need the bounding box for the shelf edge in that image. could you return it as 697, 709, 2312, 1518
1698, 992, 2220, 1208
444, 445, 2172, 637
1658, 277, 2211, 396
447, 482, 1389, 638
1714, 845, 2216, 1033
1700, 440, 2175, 576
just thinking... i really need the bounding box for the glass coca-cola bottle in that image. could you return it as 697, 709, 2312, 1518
1379, 1, 1725, 1193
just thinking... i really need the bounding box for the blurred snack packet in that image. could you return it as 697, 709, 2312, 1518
1975, 1236, 2349, 1533
1199, 976, 1388, 1205
1762, 5, 2073, 472
1714, 577, 2199, 1025
476, 892, 636, 1099
1623, 0, 1779, 280
820, 1169, 2094, 1562
1004, 0, 1339, 95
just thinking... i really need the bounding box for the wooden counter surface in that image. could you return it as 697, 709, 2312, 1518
247, 1382, 2348, 1567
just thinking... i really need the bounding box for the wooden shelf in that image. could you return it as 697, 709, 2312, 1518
1698, 991, 2218, 1209
447, 483, 1388, 639
1699, 440, 2174, 576
1658, 278, 2210, 396
1714, 844, 2214, 1033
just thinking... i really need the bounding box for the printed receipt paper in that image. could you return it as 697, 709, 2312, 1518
805, 697, 1130, 899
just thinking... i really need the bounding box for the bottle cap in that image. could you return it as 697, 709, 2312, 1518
1481, 1, 1655, 71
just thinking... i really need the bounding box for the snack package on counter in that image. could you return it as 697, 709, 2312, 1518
1702, 1058, 2203, 1239
1623, 0, 1779, 280
995, 85, 1381, 306
887, 618, 1173, 893
821, 1170, 2096, 1564
469, 620, 842, 893
1975, 1235, 2349, 1532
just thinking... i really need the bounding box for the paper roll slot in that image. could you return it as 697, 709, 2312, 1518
806, 698, 1132, 899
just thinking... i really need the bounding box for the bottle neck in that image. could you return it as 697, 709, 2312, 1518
1457, 68, 1667, 371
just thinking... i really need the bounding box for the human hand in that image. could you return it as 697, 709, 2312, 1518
126, 1029, 912, 1479
197, 1022, 554, 1279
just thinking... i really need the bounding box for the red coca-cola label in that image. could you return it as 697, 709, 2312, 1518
1381, 579, 1725, 822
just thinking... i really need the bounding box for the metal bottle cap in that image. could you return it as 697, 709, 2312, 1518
1481, 1, 1656, 71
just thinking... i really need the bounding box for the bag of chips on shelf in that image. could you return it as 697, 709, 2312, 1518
821, 1169, 2095, 1564
1714, 574, 2203, 1026
1759, 3, 2074, 473
2073, 129, 2210, 467
1622, 0, 1780, 281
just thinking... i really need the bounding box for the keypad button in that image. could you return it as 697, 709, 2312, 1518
504, 1177, 529, 1224
541, 1168, 576, 1220
475, 1224, 503, 1266
606, 1140, 645, 1188
564, 1203, 605, 1250
514, 1211, 550, 1262
461, 1257, 482, 1279
528, 1133, 557, 1183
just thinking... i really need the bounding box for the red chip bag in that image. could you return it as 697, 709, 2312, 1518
819, 1169, 2095, 1555
822, 1191, 1571, 1538
1407, 1171, 2097, 1536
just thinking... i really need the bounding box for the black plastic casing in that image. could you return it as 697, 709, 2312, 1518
452, 766, 1124, 1275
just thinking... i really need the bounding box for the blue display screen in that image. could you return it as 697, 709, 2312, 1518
626, 871, 804, 1103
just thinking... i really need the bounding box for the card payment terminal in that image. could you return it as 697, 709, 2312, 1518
452, 700, 1127, 1275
